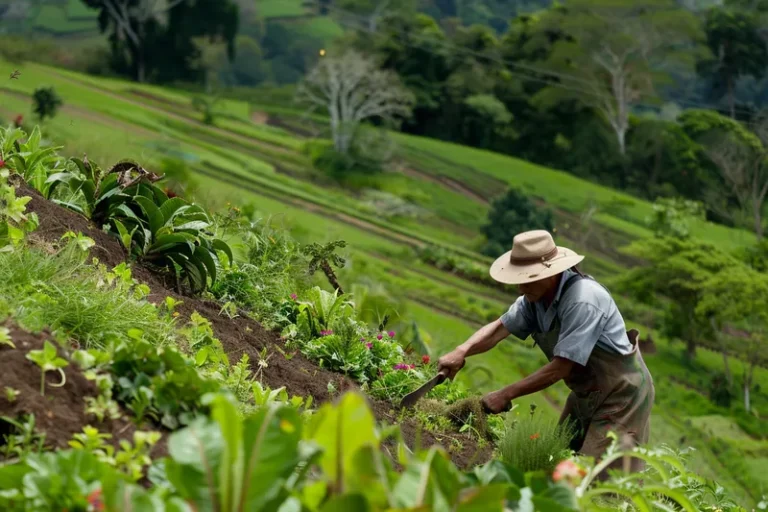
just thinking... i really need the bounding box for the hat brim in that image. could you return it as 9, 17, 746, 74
489, 247, 585, 285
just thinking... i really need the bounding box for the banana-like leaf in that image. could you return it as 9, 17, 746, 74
194, 245, 217, 286
134, 196, 165, 235
159, 198, 193, 224
212, 239, 234, 264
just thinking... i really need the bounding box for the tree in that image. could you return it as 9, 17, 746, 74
535, 0, 706, 156
304, 241, 347, 295
696, 266, 768, 412
296, 51, 415, 155
697, 112, 768, 239
697, 6, 768, 119
32, 87, 62, 122
82, 0, 186, 82
480, 188, 554, 257
617, 237, 740, 360
646, 197, 706, 239
82, 0, 238, 84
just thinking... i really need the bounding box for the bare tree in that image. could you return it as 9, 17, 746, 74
99, 0, 186, 82
296, 51, 414, 155
540, 0, 705, 156
702, 115, 768, 239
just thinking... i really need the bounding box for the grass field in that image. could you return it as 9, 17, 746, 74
258, 0, 308, 18
2, 56, 767, 506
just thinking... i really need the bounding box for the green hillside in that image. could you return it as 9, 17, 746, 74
1, 57, 766, 506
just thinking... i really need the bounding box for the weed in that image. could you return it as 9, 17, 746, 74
4, 387, 19, 403
498, 407, 575, 474
25, 340, 68, 396
1, 414, 46, 461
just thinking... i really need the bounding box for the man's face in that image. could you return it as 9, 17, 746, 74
518, 275, 559, 303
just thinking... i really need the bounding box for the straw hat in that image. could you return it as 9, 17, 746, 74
489, 230, 584, 285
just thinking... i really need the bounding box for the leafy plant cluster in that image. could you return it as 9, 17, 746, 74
416, 244, 505, 291
0, 390, 759, 511
0, 126, 232, 294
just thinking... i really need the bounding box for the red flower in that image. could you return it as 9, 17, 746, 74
422, 355, 430, 364
13, 114, 22, 127
0, 159, 5, 168
552, 460, 587, 484
530, 433, 540, 440
86, 489, 105, 511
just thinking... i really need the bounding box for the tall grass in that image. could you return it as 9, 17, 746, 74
0, 242, 176, 349
499, 408, 575, 474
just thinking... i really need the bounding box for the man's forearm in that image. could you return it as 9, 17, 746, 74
456, 320, 509, 358
500, 358, 573, 401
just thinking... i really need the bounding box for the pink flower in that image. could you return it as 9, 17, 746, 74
319, 330, 333, 337
388, 331, 395, 337
393, 363, 410, 370
377, 334, 383, 340
290, 293, 298, 300
422, 355, 430, 364
0, 159, 5, 168
552, 460, 587, 485
366, 342, 372, 349
360, 337, 366, 342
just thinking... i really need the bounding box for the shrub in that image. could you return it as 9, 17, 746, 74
481, 188, 554, 257
499, 407, 574, 474
32, 86, 62, 122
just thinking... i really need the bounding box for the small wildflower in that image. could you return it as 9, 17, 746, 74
422, 355, 430, 364
388, 331, 395, 338
172, 312, 180, 318
360, 337, 366, 342
365, 342, 372, 349
0, 159, 5, 168
377, 334, 383, 340
290, 293, 298, 301
86, 489, 105, 511
552, 460, 587, 485
530, 433, 540, 440
393, 363, 410, 370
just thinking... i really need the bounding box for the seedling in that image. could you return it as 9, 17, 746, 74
4, 386, 19, 402
0, 326, 15, 348
25, 340, 69, 396
255, 346, 271, 382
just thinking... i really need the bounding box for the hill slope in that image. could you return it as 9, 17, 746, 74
1, 58, 766, 505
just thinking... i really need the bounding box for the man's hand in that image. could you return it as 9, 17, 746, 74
482, 388, 513, 414
437, 349, 467, 380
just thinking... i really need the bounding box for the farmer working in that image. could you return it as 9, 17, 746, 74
437, 230, 655, 471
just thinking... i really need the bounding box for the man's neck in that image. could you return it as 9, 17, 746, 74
542, 274, 563, 309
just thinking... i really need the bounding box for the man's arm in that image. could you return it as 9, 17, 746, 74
437, 319, 510, 379
482, 357, 574, 413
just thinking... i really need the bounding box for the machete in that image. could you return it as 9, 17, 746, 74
399, 368, 450, 409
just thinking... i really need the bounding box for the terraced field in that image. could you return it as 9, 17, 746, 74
1, 58, 767, 505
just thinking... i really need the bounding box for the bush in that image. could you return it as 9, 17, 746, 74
481, 188, 554, 257
32, 87, 62, 122
304, 139, 382, 184
499, 407, 574, 474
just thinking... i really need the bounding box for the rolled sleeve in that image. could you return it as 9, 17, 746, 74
500, 296, 535, 340
552, 301, 607, 366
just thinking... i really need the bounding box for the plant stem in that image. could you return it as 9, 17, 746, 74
40, 370, 45, 396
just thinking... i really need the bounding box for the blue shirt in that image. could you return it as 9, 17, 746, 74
499, 269, 633, 366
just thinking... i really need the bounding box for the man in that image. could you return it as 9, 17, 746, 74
437, 230, 655, 470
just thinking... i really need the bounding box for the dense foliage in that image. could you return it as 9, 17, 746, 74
481, 188, 555, 257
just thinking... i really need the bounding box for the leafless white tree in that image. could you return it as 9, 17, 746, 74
702, 115, 768, 239
296, 51, 414, 155
100, 0, 186, 82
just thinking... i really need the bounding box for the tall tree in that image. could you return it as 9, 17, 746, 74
697, 266, 768, 412
697, 6, 768, 119
534, 0, 706, 156
82, 0, 238, 84
296, 50, 414, 155
692, 110, 768, 239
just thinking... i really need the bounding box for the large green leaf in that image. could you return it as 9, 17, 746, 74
306, 392, 379, 494
165, 395, 303, 512
165, 416, 226, 511
194, 245, 217, 285
212, 239, 234, 264
134, 196, 165, 235
392, 448, 461, 510
159, 198, 192, 225
320, 494, 370, 512
148, 233, 197, 255
455, 484, 508, 512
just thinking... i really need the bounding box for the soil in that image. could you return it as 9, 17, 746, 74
0, 322, 167, 461
14, 180, 493, 470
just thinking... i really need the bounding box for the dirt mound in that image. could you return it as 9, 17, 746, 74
18, 180, 493, 469
0, 322, 166, 459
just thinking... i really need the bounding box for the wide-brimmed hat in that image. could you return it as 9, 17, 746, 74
489, 230, 584, 285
